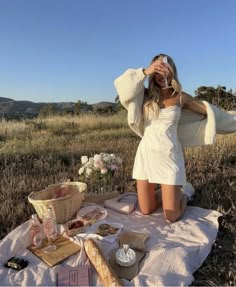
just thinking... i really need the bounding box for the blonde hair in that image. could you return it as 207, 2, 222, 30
143, 54, 182, 119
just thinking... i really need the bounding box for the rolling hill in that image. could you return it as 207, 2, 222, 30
0, 97, 116, 118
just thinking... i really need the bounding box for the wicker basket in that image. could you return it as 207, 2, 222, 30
28, 182, 87, 224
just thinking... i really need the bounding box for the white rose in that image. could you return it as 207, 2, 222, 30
78, 167, 85, 175
110, 153, 115, 159
86, 168, 93, 177
94, 154, 102, 162
102, 154, 108, 160
81, 156, 88, 164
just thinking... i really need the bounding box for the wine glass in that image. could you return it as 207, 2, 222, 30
33, 233, 43, 248
42, 217, 57, 252
162, 56, 169, 88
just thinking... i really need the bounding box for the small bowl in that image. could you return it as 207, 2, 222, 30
66, 219, 85, 236
115, 247, 136, 267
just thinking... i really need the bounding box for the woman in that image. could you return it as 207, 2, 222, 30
114, 53, 235, 223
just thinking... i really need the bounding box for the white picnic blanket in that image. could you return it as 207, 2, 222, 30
0, 204, 221, 286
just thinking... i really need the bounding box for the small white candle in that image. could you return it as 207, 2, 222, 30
115, 246, 136, 267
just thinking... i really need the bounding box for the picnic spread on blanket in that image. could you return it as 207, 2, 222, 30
0, 182, 221, 286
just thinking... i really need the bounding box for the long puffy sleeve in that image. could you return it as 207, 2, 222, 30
178, 101, 216, 147
114, 68, 146, 109
178, 102, 236, 147
211, 106, 236, 134
114, 68, 146, 138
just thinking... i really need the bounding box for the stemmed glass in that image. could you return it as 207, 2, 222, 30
42, 216, 57, 252
162, 56, 169, 88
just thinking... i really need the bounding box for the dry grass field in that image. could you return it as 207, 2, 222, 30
0, 112, 235, 286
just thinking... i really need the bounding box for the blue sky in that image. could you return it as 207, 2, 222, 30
0, 0, 235, 104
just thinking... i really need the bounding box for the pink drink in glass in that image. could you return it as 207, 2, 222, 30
162, 56, 169, 88
43, 217, 57, 252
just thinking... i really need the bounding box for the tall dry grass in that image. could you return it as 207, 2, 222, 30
0, 112, 235, 286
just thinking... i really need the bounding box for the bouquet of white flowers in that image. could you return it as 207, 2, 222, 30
78, 153, 122, 179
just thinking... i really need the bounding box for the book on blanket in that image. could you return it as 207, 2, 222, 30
28, 235, 81, 267
57, 265, 91, 287
104, 192, 138, 214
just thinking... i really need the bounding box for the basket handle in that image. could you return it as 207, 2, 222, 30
28, 191, 35, 201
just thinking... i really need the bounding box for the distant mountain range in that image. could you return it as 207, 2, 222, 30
0, 96, 116, 118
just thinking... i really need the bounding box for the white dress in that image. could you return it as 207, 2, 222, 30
132, 105, 186, 185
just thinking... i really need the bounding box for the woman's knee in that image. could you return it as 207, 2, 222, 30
164, 209, 181, 223
140, 206, 153, 215
161, 184, 185, 223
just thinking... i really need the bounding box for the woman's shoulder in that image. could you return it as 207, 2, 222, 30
181, 91, 207, 114
181, 91, 194, 102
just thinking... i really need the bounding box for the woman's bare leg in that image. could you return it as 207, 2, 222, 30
137, 180, 161, 215
161, 184, 187, 223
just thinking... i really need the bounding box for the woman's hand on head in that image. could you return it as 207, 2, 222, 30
143, 60, 168, 76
